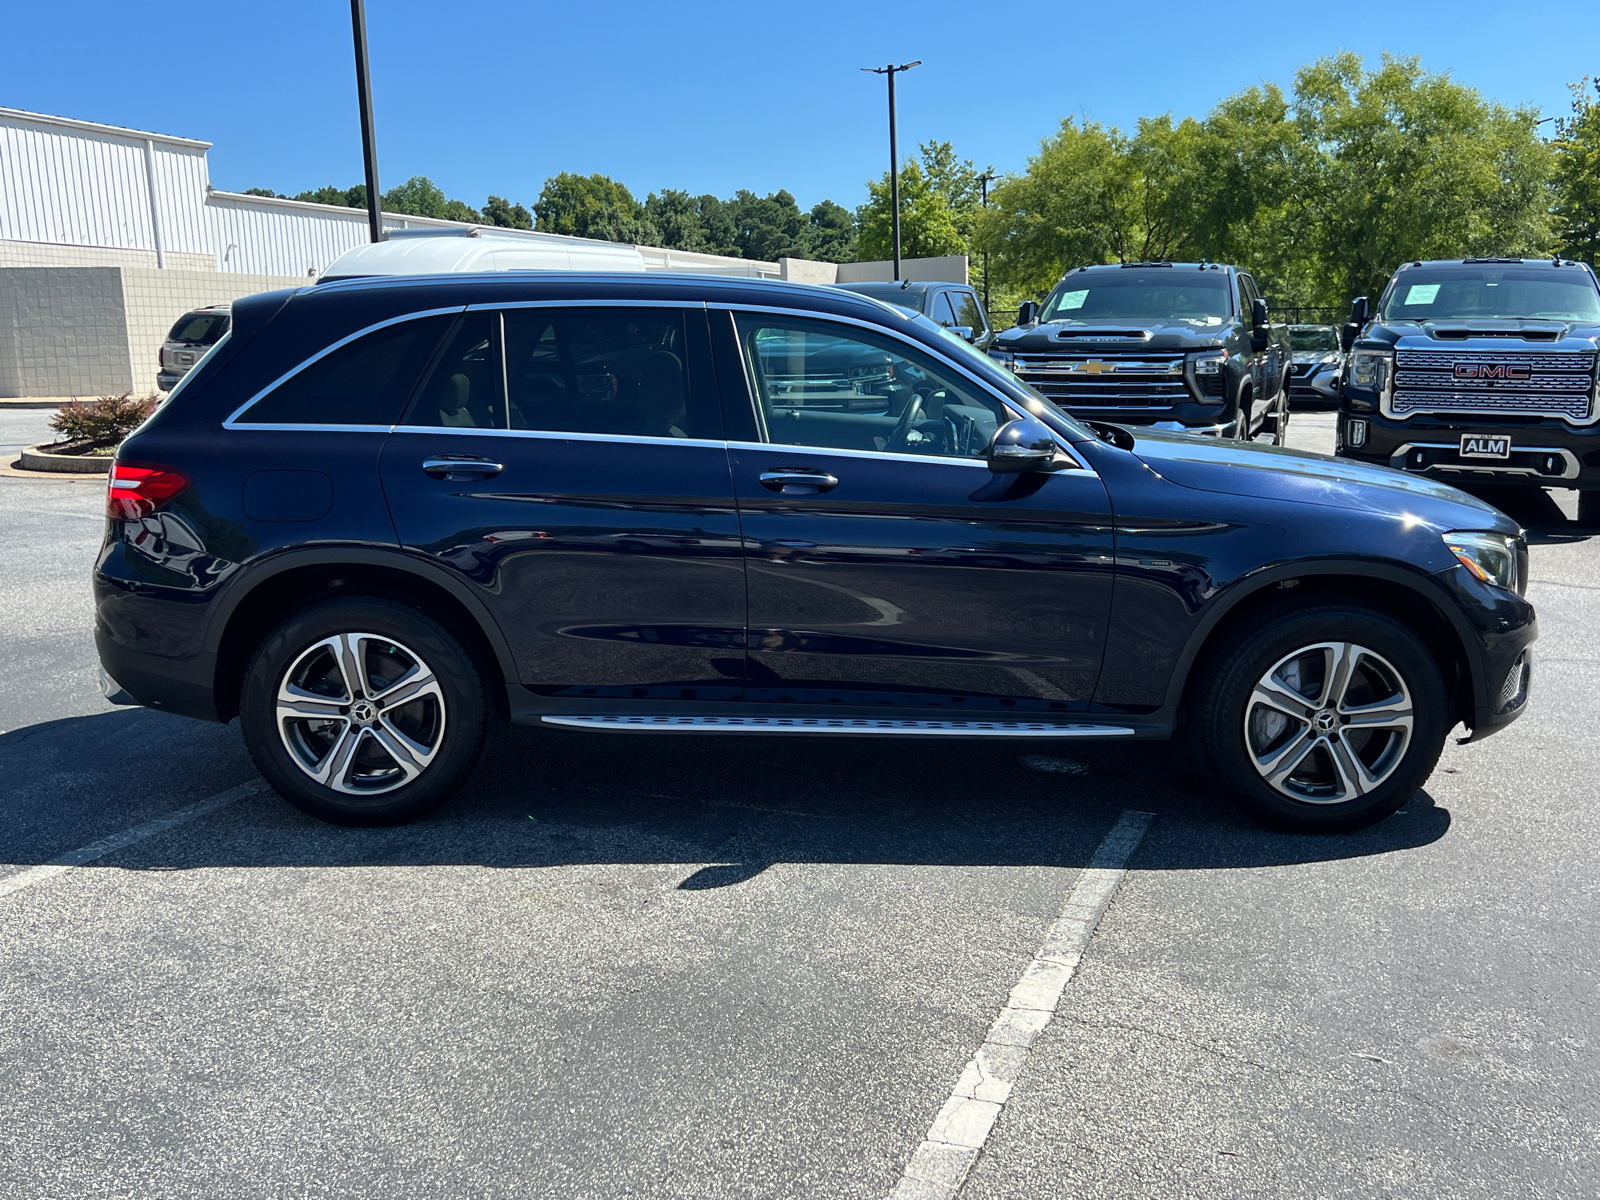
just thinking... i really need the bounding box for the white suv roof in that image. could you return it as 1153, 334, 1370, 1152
320, 228, 646, 281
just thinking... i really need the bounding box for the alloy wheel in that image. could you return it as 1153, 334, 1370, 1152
275, 632, 446, 795
1244, 641, 1414, 804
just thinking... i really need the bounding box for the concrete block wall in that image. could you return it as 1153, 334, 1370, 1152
0, 238, 212, 272
0, 267, 132, 397
120, 266, 305, 393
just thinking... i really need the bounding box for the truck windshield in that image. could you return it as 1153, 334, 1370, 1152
1289, 327, 1339, 352
1039, 270, 1233, 324
1380, 268, 1600, 322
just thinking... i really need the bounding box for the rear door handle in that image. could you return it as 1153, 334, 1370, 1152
759, 469, 839, 495
422, 456, 503, 480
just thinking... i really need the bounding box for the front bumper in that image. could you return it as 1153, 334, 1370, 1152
1336, 410, 1600, 489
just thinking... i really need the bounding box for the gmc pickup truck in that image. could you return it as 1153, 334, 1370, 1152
1336, 258, 1600, 524
987, 261, 1292, 442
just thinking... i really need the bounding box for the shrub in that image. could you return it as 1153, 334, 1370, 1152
49, 393, 159, 445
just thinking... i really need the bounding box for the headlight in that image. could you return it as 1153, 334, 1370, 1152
1190, 350, 1229, 375
988, 347, 1016, 368
1443, 531, 1523, 594
1349, 350, 1393, 393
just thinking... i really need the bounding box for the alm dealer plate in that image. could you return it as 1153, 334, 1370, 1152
1460, 433, 1512, 460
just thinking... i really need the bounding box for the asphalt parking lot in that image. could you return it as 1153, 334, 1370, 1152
2, 410, 1596, 1199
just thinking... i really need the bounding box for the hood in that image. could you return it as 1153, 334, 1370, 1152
1362, 319, 1600, 350
997, 318, 1228, 352
1123, 429, 1516, 534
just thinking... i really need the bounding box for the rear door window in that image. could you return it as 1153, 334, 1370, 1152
237, 314, 452, 427
503, 307, 700, 438
931, 291, 959, 327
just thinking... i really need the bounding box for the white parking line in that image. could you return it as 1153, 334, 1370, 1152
889, 808, 1155, 1200
0, 780, 264, 900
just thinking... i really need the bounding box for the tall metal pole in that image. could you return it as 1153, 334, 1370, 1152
978, 172, 993, 317
350, 0, 384, 243
862, 61, 920, 282
888, 68, 900, 280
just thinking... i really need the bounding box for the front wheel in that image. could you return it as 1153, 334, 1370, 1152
240, 597, 490, 825
1191, 604, 1448, 832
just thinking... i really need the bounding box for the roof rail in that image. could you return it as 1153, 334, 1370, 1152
1462, 257, 1526, 264
1120, 261, 1174, 268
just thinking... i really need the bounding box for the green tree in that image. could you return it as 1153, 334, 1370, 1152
644, 189, 708, 251
483, 194, 534, 229
1293, 52, 1554, 304
243, 186, 285, 199
722, 189, 809, 260
856, 161, 968, 262
919, 140, 992, 244
1554, 78, 1600, 265
972, 119, 1134, 295
802, 199, 856, 262
382, 176, 449, 219
534, 173, 659, 244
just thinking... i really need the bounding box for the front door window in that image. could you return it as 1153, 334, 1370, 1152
734, 314, 1011, 460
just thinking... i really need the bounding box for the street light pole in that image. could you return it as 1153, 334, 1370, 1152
350, 0, 384, 243
978, 171, 994, 318
862, 61, 921, 281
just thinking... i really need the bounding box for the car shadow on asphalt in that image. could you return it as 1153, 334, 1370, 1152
4, 710, 1451, 882
1459, 483, 1596, 545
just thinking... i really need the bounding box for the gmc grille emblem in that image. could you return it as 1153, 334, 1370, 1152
1454, 361, 1531, 381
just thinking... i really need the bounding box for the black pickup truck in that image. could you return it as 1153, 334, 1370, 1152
1336, 258, 1600, 523
986, 261, 1292, 441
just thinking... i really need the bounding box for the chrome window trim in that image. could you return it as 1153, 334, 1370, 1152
465, 298, 708, 312
713, 302, 1096, 474
392, 425, 727, 451
727, 440, 991, 470
222, 305, 466, 430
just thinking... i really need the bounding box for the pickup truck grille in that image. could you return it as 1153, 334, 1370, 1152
1390, 348, 1597, 422
1012, 350, 1190, 407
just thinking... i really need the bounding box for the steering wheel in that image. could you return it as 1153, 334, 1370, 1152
885, 393, 925, 451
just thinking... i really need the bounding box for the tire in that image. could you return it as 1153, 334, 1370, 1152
240, 597, 490, 825
1578, 490, 1600, 528
1272, 384, 1291, 445
1190, 603, 1448, 832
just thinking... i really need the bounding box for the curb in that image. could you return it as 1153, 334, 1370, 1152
1, 459, 107, 482
19, 443, 112, 474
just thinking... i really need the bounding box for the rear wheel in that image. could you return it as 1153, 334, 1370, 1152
1191, 603, 1448, 832
240, 597, 490, 825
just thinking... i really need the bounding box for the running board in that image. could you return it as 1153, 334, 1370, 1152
540, 714, 1137, 737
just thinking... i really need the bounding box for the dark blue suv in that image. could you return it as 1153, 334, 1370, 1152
95, 273, 1536, 832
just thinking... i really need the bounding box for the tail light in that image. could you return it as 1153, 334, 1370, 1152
107, 461, 191, 520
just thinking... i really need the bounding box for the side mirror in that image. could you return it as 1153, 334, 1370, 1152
948, 325, 974, 342
1017, 300, 1039, 326
987, 416, 1059, 474
1350, 295, 1370, 324
1250, 298, 1269, 330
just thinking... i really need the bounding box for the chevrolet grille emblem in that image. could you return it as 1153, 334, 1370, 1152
1072, 360, 1116, 374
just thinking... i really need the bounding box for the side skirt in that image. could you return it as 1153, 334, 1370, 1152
539, 714, 1138, 737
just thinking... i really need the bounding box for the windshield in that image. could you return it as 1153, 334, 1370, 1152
1289, 327, 1339, 352
1380, 267, 1600, 322
907, 314, 1092, 442
168, 312, 230, 345
1039, 269, 1234, 324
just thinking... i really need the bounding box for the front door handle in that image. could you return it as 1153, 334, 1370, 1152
760, 469, 839, 495
422, 456, 504, 480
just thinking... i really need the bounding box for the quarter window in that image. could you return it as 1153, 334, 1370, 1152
952, 291, 987, 333
238, 315, 451, 427
409, 312, 505, 429
734, 314, 1010, 459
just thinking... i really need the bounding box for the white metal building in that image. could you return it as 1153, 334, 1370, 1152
0, 106, 791, 397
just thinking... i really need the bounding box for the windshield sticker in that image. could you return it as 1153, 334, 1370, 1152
1058, 289, 1089, 310
1404, 284, 1440, 305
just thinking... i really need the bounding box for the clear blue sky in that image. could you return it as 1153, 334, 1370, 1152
4, 1, 1594, 212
